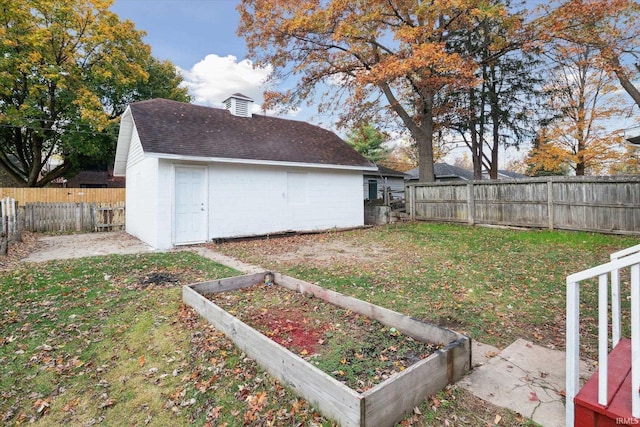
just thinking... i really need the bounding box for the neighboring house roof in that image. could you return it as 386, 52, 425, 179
406, 163, 526, 181
495, 169, 526, 179
406, 163, 475, 181
114, 98, 376, 175
65, 170, 125, 188
365, 164, 408, 179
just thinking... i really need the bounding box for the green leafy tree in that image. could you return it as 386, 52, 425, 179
0, 0, 189, 187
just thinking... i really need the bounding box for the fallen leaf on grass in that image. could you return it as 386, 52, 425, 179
99, 398, 115, 409
138, 355, 145, 367
62, 398, 80, 413
33, 397, 51, 415
290, 399, 305, 415
430, 396, 440, 408
494, 414, 502, 424
208, 405, 223, 420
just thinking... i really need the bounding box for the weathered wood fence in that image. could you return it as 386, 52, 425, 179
0, 187, 125, 204
406, 176, 640, 235
0, 188, 126, 234
23, 202, 125, 233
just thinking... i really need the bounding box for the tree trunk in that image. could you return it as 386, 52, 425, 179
608, 54, 640, 109
490, 106, 500, 179
576, 143, 586, 176
471, 131, 483, 179
378, 83, 436, 182
418, 95, 436, 182
468, 88, 483, 180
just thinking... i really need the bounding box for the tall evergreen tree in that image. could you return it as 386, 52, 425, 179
445, 0, 543, 179
346, 124, 389, 164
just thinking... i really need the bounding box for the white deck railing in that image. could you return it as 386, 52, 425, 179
566, 244, 640, 427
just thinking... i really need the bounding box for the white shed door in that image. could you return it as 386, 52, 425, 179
174, 166, 207, 245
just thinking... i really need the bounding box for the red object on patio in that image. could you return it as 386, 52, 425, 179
574, 339, 639, 426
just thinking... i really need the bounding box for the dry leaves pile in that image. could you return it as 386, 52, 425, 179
0, 231, 39, 271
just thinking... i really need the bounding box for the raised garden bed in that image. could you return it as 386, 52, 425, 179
208, 282, 441, 392
183, 272, 471, 427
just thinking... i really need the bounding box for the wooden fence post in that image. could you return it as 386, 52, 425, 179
0, 216, 8, 255
467, 183, 475, 225
547, 179, 555, 230
75, 203, 81, 232
15, 205, 24, 242
410, 185, 416, 221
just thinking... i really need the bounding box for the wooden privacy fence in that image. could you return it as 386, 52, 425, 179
23, 202, 125, 232
406, 176, 640, 235
0, 187, 125, 204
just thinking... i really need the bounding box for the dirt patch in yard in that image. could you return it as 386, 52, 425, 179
209, 230, 395, 269
20, 231, 154, 263
0, 231, 40, 271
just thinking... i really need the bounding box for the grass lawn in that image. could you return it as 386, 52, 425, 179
1, 223, 637, 426
0, 252, 327, 426
213, 223, 640, 356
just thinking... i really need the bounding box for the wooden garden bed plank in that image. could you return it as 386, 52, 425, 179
275, 272, 460, 345
188, 272, 265, 295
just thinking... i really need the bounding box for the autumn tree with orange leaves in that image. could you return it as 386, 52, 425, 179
541, 0, 640, 109
525, 45, 626, 176
237, 0, 512, 182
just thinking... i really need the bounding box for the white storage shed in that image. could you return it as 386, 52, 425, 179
113, 95, 376, 249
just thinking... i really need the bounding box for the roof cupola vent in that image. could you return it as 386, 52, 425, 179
223, 93, 253, 118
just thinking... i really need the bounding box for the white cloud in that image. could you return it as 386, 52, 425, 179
178, 54, 272, 112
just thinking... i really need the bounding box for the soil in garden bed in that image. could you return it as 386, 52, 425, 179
208, 283, 441, 392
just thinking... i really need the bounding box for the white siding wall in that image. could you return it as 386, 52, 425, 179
125, 146, 159, 248
208, 163, 363, 239
126, 126, 145, 169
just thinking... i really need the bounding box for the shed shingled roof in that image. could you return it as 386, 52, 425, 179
129, 99, 375, 168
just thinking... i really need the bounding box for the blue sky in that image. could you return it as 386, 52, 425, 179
111, 0, 276, 113
112, 0, 245, 70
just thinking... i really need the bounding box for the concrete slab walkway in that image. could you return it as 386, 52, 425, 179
22, 231, 155, 262
461, 339, 595, 427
